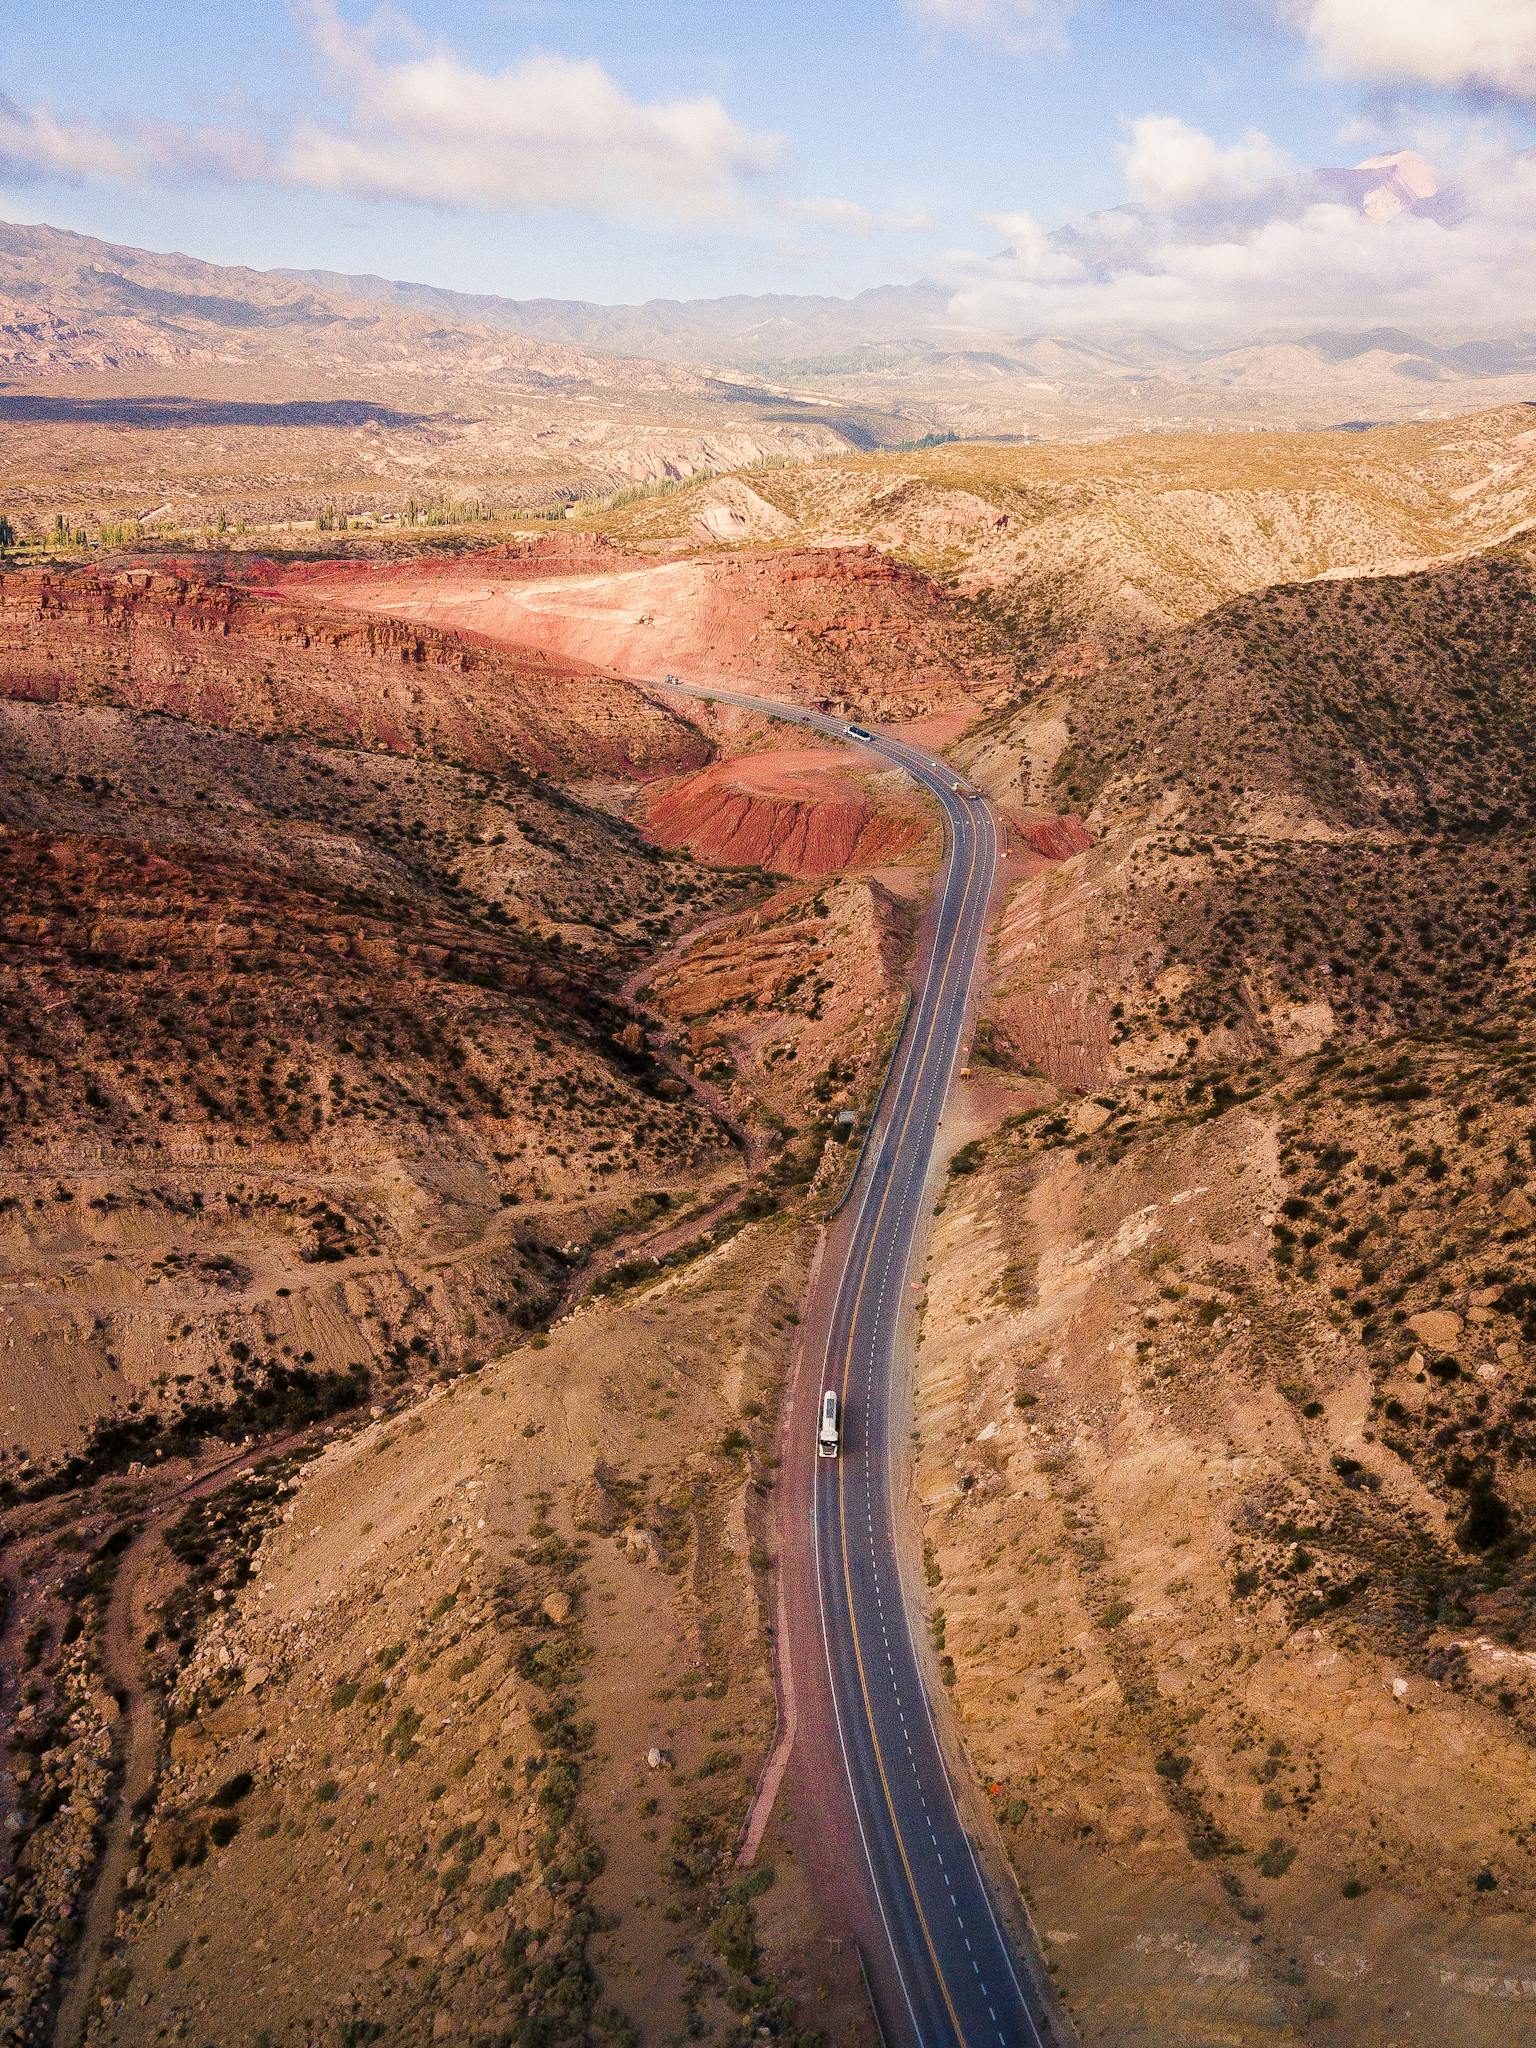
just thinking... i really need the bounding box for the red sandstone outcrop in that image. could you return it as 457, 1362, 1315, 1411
647, 873, 911, 1126
640, 749, 931, 876
0, 563, 709, 780
275, 542, 1015, 722
1020, 813, 1094, 862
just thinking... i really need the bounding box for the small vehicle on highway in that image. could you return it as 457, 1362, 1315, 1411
818, 1389, 841, 1458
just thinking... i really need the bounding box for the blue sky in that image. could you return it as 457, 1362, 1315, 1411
2, 0, 1534, 316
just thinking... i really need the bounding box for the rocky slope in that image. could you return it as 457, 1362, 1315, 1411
0, 561, 710, 780
0, 219, 906, 526
968, 538, 1536, 1079
0, 691, 750, 1484
275, 540, 1017, 721
593, 404, 1536, 679
910, 540, 1536, 2045
639, 749, 932, 877
0, 553, 748, 1480
646, 874, 914, 1133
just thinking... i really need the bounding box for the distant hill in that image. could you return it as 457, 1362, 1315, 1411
0, 218, 918, 521
264, 147, 1534, 406
3, 181, 1534, 529
0, 216, 735, 390
271, 267, 958, 367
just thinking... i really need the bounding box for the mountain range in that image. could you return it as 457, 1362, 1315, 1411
1, 145, 1533, 524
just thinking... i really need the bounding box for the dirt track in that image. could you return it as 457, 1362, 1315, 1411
49, 1432, 314, 2048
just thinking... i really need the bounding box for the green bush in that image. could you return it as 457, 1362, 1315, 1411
1256, 1838, 1296, 1879
707, 1897, 758, 1975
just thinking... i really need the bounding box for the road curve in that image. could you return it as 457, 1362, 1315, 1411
651, 682, 1056, 2048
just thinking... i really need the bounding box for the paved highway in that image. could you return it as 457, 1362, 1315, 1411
651, 681, 1053, 2048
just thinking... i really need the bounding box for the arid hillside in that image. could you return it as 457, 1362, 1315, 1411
271, 540, 1017, 721
970, 538, 1536, 1075
0, 220, 906, 529
0, 689, 748, 1484
0, 560, 711, 779
647, 872, 915, 1130
0, 219, 728, 397
0, 534, 926, 2048
63, 1211, 828, 2048
589, 404, 1536, 676
0, 556, 804, 1483
17, 214, 1536, 557
639, 749, 933, 877
913, 540, 1536, 2045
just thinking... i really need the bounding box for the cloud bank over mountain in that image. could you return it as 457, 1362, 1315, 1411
946, 125, 1536, 338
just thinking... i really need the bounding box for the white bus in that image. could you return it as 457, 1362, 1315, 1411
818, 1389, 841, 1458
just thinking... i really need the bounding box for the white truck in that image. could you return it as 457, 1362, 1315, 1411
818, 1389, 841, 1458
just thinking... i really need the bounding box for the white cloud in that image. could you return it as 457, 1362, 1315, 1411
0, 2, 780, 222
1121, 114, 1287, 212
783, 195, 934, 235
284, 0, 781, 216
0, 96, 142, 184
948, 122, 1536, 339
904, 0, 1078, 53
1287, 0, 1536, 100
981, 209, 1083, 277
0, 96, 274, 188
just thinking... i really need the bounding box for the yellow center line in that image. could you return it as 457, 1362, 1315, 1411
831, 780, 984, 2047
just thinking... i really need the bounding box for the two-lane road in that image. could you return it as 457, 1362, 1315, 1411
812, 734, 1046, 2048
649, 681, 1055, 2048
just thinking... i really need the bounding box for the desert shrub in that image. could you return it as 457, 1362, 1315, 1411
211, 1770, 254, 1808
1257, 1838, 1297, 1879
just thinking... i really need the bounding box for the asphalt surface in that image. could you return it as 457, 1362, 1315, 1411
652, 682, 1052, 2048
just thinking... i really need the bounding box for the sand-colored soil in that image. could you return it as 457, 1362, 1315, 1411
902, 530, 1536, 2046
77, 1213, 840, 2048
915, 1100, 1536, 2047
